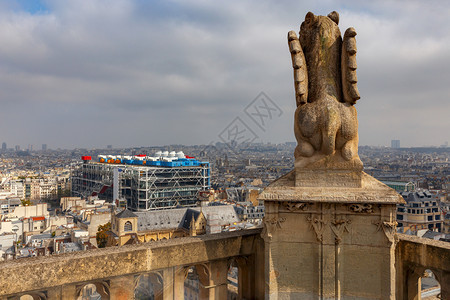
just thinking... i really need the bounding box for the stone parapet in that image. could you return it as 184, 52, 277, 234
0, 229, 263, 298
396, 234, 450, 300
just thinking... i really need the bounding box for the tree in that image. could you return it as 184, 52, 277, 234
57, 188, 71, 198
21, 199, 32, 206
96, 222, 111, 248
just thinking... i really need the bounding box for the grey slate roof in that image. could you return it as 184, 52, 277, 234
135, 209, 187, 232
401, 190, 437, 203
181, 209, 200, 230
200, 205, 239, 224
422, 230, 445, 240
135, 205, 240, 232
116, 209, 138, 219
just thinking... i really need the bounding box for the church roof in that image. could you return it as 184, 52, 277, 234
136, 209, 187, 232
181, 209, 201, 230
135, 205, 240, 232
116, 209, 138, 219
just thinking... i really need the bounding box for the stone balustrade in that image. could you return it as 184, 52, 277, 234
0, 228, 264, 300
1, 228, 449, 299
396, 233, 450, 300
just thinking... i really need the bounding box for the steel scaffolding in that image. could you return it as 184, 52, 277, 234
72, 161, 210, 211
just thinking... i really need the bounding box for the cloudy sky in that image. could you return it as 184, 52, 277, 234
0, 0, 448, 149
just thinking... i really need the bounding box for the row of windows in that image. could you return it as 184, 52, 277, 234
248, 213, 264, 218
405, 208, 439, 214
135, 199, 198, 210
411, 202, 437, 208
397, 223, 442, 230
397, 214, 441, 221
139, 190, 197, 199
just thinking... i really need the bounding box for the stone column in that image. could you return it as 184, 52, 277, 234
407, 274, 421, 300
380, 204, 398, 298
173, 266, 186, 300
110, 275, 135, 300
208, 259, 228, 300
259, 171, 403, 300
162, 267, 174, 300
61, 284, 77, 300
439, 271, 450, 300
237, 256, 254, 300
262, 199, 281, 298
254, 236, 266, 300
47, 286, 62, 300
196, 264, 211, 300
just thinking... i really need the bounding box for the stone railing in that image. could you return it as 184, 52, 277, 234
0, 228, 264, 300
396, 233, 450, 300
2, 226, 450, 300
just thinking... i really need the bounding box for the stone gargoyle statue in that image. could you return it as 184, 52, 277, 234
288, 11, 363, 173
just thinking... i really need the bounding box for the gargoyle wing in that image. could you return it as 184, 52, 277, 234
288, 31, 308, 107
341, 27, 360, 105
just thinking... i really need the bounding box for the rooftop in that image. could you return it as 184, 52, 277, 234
115, 209, 138, 219
135, 205, 240, 232
401, 190, 437, 203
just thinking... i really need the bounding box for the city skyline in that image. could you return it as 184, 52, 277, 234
0, 0, 449, 149
1, 140, 450, 151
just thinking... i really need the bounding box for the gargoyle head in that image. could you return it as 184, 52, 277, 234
299, 11, 341, 57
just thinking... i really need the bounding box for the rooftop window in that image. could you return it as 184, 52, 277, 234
124, 221, 132, 232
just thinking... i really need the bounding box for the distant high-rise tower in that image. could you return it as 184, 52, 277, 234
391, 139, 400, 148
1, 142, 6, 151
15, 145, 20, 151
107, 145, 112, 149
42, 144, 47, 151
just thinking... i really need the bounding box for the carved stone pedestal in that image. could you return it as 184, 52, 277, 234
295, 169, 362, 188
294, 153, 364, 189
259, 170, 404, 299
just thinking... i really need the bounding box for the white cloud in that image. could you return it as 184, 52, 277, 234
0, 0, 448, 148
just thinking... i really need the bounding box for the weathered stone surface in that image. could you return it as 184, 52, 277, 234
260, 170, 405, 204
261, 31, 405, 295
342, 27, 360, 105
261, 182, 400, 299
262, 194, 400, 299
289, 11, 363, 185
0, 229, 263, 297
396, 234, 450, 300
